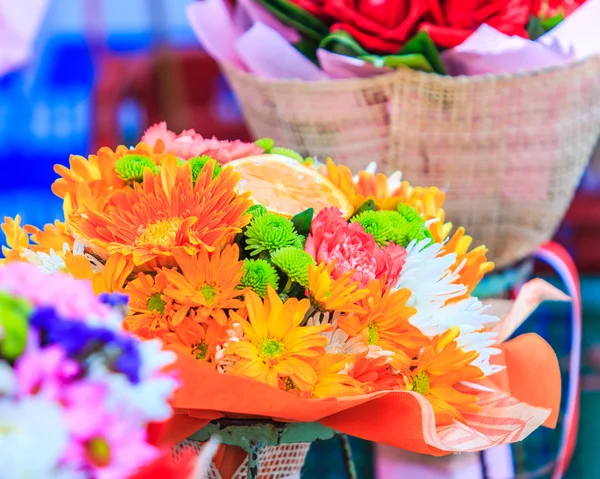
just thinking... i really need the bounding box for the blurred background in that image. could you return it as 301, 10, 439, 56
1, 1, 599, 478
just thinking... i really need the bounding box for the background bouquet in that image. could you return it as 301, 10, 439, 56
1, 123, 565, 476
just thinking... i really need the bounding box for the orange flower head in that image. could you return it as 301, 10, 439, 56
338, 280, 425, 371
403, 327, 484, 425
309, 354, 364, 398
160, 245, 246, 327
307, 262, 369, 314
226, 287, 329, 391
349, 354, 398, 394
67, 157, 252, 270
66, 252, 133, 296
162, 317, 230, 362
442, 227, 495, 301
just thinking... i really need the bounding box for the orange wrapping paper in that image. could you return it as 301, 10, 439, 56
164, 332, 560, 455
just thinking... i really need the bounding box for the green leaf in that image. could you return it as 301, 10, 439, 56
256, 0, 329, 42
0, 292, 30, 360
351, 199, 375, 219
398, 31, 446, 75
360, 53, 434, 73
291, 208, 314, 236
541, 11, 564, 32
527, 15, 546, 40
319, 30, 369, 57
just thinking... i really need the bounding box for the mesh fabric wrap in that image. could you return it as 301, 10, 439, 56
174, 439, 310, 479
222, 56, 600, 268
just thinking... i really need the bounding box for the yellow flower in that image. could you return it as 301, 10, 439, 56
160, 245, 246, 326
226, 287, 329, 390
307, 262, 368, 314
64, 252, 133, 295
338, 280, 425, 371
403, 327, 484, 425
309, 354, 364, 398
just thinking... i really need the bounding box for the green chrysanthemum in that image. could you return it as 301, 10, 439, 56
188, 156, 222, 182
245, 213, 299, 256
270, 147, 304, 163
271, 247, 315, 288
350, 210, 393, 246
255, 137, 274, 153
380, 209, 431, 248
245, 204, 268, 219
239, 259, 280, 297
115, 154, 159, 182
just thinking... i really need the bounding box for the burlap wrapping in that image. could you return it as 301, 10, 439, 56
222, 56, 600, 268
174, 440, 310, 479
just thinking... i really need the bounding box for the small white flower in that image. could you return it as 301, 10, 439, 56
308, 312, 368, 355
20, 248, 66, 274
0, 397, 69, 479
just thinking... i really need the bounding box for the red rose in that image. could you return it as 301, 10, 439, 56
420, 0, 534, 48
292, 0, 430, 54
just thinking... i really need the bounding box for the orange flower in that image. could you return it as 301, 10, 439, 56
338, 280, 425, 370
1, 216, 29, 261
160, 245, 246, 327
403, 327, 484, 425
309, 354, 364, 398
226, 288, 328, 390
67, 157, 252, 269
307, 262, 368, 314
442, 227, 495, 300
349, 354, 398, 393
122, 271, 178, 336
66, 252, 133, 295
53, 142, 171, 214
162, 317, 229, 362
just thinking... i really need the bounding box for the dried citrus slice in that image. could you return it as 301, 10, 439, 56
226, 154, 354, 219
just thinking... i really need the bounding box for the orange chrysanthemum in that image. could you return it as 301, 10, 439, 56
53, 142, 172, 214
67, 157, 252, 270
403, 327, 484, 425
349, 354, 398, 393
65, 252, 133, 295
307, 262, 368, 314
226, 288, 329, 391
122, 272, 178, 336
162, 317, 229, 362
338, 280, 425, 370
160, 245, 246, 326
442, 227, 495, 301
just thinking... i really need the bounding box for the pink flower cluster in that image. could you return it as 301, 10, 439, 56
305, 207, 406, 288
141, 122, 264, 163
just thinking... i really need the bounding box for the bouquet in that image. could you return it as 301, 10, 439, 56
1, 124, 564, 475
0, 260, 222, 479
186, 0, 595, 79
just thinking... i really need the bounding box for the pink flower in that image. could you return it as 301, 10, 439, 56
63, 383, 158, 479
0, 262, 113, 322
141, 122, 264, 163
305, 208, 406, 288
14, 339, 79, 400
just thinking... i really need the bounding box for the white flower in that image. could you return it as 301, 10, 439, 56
20, 248, 67, 274
0, 397, 69, 479
308, 312, 368, 355
0, 361, 15, 397
457, 330, 503, 376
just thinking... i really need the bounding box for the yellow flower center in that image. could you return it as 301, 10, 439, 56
411, 371, 431, 395
200, 285, 217, 305
367, 322, 379, 345
135, 218, 183, 247
85, 436, 111, 468
192, 342, 208, 360
258, 337, 285, 361
147, 292, 166, 314
282, 377, 296, 391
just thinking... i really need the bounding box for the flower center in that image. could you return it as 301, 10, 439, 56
282, 377, 296, 391
411, 371, 430, 395
258, 337, 285, 360
192, 342, 208, 360
135, 218, 183, 247
147, 293, 166, 314
200, 285, 217, 305
367, 322, 379, 345
85, 436, 112, 468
